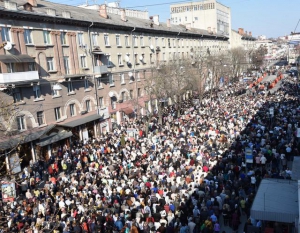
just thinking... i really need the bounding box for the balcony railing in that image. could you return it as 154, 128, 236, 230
94, 65, 108, 74
0, 71, 39, 84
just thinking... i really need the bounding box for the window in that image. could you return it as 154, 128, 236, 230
64, 56, 70, 74
67, 81, 74, 93
52, 87, 59, 97
133, 36, 138, 47
1, 27, 11, 42
60, 32, 67, 45
194, 17, 198, 21
28, 63, 35, 71
85, 100, 91, 112
137, 72, 140, 81
6, 63, 14, 73
111, 98, 116, 110
69, 104, 76, 116
137, 88, 141, 97
92, 33, 98, 46
169, 52, 172, 60
13, 88, 21, 103
43, 31, 51, 44
120, 73, 125, 84
173, 39, 175, 47
168, 38, 171, 47
37, 111, 45, 126
84, 79, 89, 89
129, 90, 133, 99
162, 38, 165, 47
116, 35, 121, 46
150, 54, 153, 63
33, 85, 41, 99
148, 37, 152, 46
185, 16, 187, 21
80, 56, 87, 68
140, 37, 144, 47
118, 55, 123, 66
78, 32, 84, 46
54, 107, 61, 121
181, 39, 184, 47
109, 74, 114, 86
106, 55, 112, 67
97, 78, 103, 88
162, 52, 165, 61
99, 97, 103, 108
155, 37, 158, 46
16, 116, 26, 130
104, 34, 110, 46
125, 35, 129, 47
24, 29, 32, 44
46, 57, 55, 71
134, 54, 138, 64
121, 91, 125, 101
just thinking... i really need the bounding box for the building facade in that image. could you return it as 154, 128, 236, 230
0, 0, 228, 171
230, 28, 256, 50
170, 0, 231, 37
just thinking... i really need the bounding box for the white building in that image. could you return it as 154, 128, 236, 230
78, 2, 149, 19
230, 28, 256, 50
170, 0, 231, 37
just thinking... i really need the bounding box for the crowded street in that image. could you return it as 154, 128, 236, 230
1, 70, 299, 233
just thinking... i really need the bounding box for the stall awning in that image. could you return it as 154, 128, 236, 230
58, 113, 102, 128
36, 131, 72, 147
250, 179, 298, 223
122, 108, 134, 115
0, 54, 35, 63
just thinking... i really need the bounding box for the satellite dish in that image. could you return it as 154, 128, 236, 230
139, 56, 144, 61
128, 72, 133, 77
124, 55, 130, 62
108, 91, 114, 97
150, 44, 154, 50
4, 42, 12, 51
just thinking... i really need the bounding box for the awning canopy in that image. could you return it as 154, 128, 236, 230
122, 108, 134, 115
251, 179, 298, 223
0, 54, 35, 63
36, 131, 72, 147
292, 157, 300, 180
58, 113, 102, 128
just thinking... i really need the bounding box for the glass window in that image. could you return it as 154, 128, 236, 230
137, 88, 141, 97
33, 85, 41, 99
118, 55, 123, 66
24, 29, 33, 44
46, 57, 55, 71
6, 63, 14, 73
99, 97, 103, 108
84, 79, 89, 89
1, 27, 11, 42
162, 38, 165, 47
109, 74, 114, 86
64, 56, 70, 74
85, 100, 91, 112
150, 54, 153, 63
120, 73, 125, 84
78, 32, 84, 46
80, 56, 87, 68
140, 37, 144, 46
125, 35, 129, 47
69, 104, 75, 116
54, 107, 61, 121
43, 31, 51, 44
13, 88, 21, 103
17, 116, 26, 130
92, 34, 98, 46
116, 35, 121, 46
133, 36, 138, 47
104, 34, 110, 46
28, 62, 35, 71
60, 32, 67, 45
67, 81, 74, 93
37, 111, 45, 125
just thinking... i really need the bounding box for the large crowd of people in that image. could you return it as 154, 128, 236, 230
1, 73, 299, 233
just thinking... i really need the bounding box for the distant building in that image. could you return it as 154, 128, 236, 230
230, 28, 256, 50
78, 1, 149, 20
170, 0, 231, 37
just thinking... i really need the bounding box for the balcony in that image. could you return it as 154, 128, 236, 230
0, 71, 39, 84
94, 65, 108, 75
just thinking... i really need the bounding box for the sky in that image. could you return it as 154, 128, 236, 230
49, 0, 300, 38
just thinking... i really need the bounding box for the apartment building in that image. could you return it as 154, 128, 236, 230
0, 0, 228, 171
230, 28, 256, 50
170, 0, 231, 37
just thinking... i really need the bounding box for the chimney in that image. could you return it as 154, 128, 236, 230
207, 27, 211, 34
167, 19, 171, 28
212, 28, 216, 34
153, 15, 159, 26
99, 4, 108, 19
238, 28, 244, 35
249, 31, 252, 36
27, 0, 37, 7
47, 8, 56, 16
120, 8, 127, 22
24, 3, 33, 11
4, 1, 17, 10
186, 23, 191, 30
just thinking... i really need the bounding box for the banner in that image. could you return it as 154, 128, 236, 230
1, 182, 16, 202
245, 148, 253, 163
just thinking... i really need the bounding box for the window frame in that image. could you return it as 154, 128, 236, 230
104, 34, 110, 46
33, 85, 41, 99
37, 111, 45, 126
70, 103, 76, 117
54, 107, 61, 121
116, 34, 121, 47
64, 56, 70, 74
67, 81, 74, 94
16, 115, 26, 131
46, 57, 55, 71
43, 31, 51, 45
24, 29, 33, 44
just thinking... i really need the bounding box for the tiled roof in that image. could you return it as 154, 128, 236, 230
0, 0, 228, 39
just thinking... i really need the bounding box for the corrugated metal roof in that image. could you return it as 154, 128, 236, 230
251, 179, 298, 223
58, 113, 102, 128
36, 131, 72, 147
